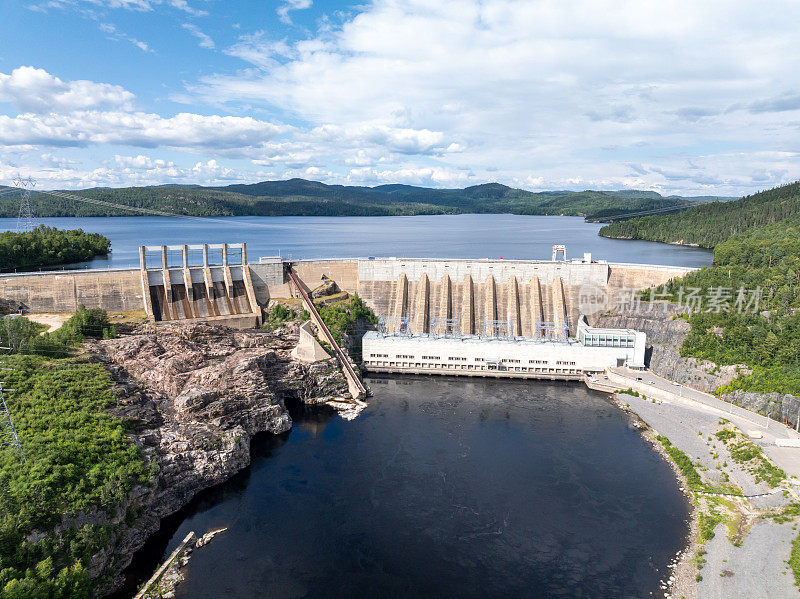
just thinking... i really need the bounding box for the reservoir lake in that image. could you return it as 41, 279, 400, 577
0, 214, 712, 268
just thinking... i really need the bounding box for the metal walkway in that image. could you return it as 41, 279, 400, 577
286, 265, 367, 401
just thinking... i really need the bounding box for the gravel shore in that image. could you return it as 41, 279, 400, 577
610, 390, 799, 599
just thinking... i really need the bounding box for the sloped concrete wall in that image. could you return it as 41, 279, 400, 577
352, 259, 695, 338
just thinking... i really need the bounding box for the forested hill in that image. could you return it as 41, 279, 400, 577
599, 181, 800, 247
601, 180, 800, 396
0, 179, 733, 220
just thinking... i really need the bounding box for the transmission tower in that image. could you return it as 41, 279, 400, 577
0, 353, 24, 461
13, 176, 37, 233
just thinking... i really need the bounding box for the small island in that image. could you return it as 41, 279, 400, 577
1, 226, 111, 273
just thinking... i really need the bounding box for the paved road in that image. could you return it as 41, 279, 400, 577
608, 367, 800, 483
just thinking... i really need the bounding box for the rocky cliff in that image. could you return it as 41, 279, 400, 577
591, 304, 747, 392
594, 306, 800, 436
721, 389, 800, 427
82, 322, 349, 596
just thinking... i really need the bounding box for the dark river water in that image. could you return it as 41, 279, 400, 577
0, 214, 712, 268
120, 377, 689, 599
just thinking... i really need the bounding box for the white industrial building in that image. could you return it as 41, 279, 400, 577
361, 318, 645, 380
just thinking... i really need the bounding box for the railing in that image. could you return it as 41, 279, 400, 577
286, 266, 367, 400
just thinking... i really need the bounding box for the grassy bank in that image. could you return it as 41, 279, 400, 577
0, 355, 146, 597
1, 306, 117, 356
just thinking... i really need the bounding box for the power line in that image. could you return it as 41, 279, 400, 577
0, 352, 25, 461
36, 189, 284, 230
13, 176, 37, 233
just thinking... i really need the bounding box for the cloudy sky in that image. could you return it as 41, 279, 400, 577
1, 0, 799, 194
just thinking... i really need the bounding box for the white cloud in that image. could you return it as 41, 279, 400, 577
31, 0, 207, 16
250, 141, 315, 168
0, 66, 136, 113
182, 23, 214, 49
348, 166, 474, 187
182, 0, 800, 194
98, 22, 154, 53
191, 159, 238, 180
0, 67, 289, 154
114, 154, 175, 169
343, 148, 391, 166
0, 153, 259, 188
40, 152, 79, 168
308, 123, 449, 155
277, 0, 312, 25
0, 110, 288, 150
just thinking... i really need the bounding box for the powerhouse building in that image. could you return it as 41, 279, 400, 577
362, 318, 646, 380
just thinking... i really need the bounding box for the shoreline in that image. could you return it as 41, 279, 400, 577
89, 323, 353, 597
597, 232, 711, 251
608, 386, 800, 599
609, 394, 700, 599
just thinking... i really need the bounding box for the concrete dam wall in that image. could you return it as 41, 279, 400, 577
138, 245, 263, 329
0, 269, 144, 313
351, 259, 694, 338
1, 254, 694, 336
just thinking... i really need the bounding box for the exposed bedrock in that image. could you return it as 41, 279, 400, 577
591, 305, 746, 392
721, 390, 800, 425
594, 306, 800, 430
81, 322, 348, 596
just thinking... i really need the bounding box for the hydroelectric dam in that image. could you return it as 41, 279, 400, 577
0, 243, 695, 391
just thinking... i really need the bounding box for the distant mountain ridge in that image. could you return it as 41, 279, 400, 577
0, 178, 737, 220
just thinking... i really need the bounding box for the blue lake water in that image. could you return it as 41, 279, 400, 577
0, 214, 712, 269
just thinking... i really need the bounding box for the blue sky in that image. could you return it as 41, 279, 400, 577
1, 0, 799, 195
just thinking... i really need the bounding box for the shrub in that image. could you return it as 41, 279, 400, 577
0, 355, 145, 597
